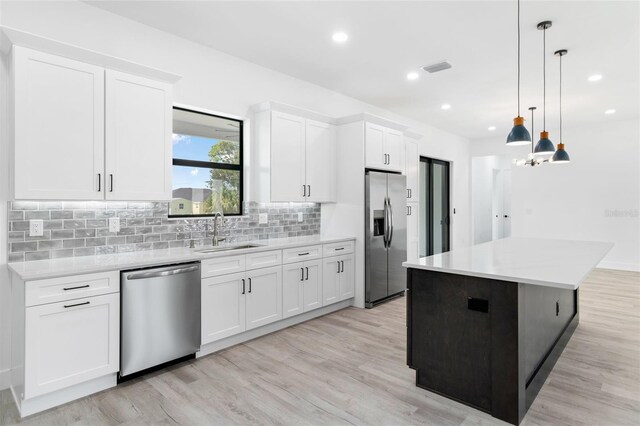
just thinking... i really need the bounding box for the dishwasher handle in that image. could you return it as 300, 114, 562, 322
126, 265, 199, 280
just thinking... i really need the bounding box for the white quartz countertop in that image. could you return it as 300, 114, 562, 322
9, 235, 355, 281
403, 237, 613, 290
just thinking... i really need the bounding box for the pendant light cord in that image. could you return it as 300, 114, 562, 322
517, 0, 521, 117
559, 53, 563, 143
531, 109, 535, 154
543, 26, 546, 131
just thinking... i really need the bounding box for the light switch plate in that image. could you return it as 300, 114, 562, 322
259, 213, 268, 224
109, 218, 120, 233
29, 220, 43, 237
297, 212, 303, 222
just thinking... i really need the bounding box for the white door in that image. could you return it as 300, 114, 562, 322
282, 262, 305, 319
405, 141, 419, 201
407, 204, 419, 261
270, 111, 306, 202
338, 255, 355, 301
322, 257, 340, 306
302, 260, 323, 312
13, 47, 105, 200
384, 129, 405, 172
246, 266, 282, 330
502, 170, 512, 238
305, 120, 335, 202
24, 293, 119, 399
201, 272, 246, 344
105, 70, 172, 201
365, 122, 386, 169
492, 169, 512, 240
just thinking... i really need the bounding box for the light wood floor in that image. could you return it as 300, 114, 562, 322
1, 268, 639, 425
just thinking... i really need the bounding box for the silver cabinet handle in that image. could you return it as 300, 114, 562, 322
388, 154, 391, 164
337, 261, 340, 273
340, 261, 344, 273
97, 174, 101, 192
242, 279, 245, 294
303, 185, 306, 197
300, 268, 304, 281
109, 174, 114, 192
307, 185, 311, 197
126, 265, 199, 280
305, 267, 309, 280
248, 277, 252, 293
63, 284, 90, 291
298, 252, 309, 256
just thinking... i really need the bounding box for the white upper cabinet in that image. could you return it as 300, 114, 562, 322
251, 104, 336, 203
365, 122, 404, 172
13, 47, 105, 200
105, 71, 172, 200
270, 111, 306, 202
405, 141, 419, 202
11, 46, 174, 201
305, 119, 336, 202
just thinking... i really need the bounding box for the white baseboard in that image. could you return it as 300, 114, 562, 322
197, 299, 353, 358
597, 261, 640, 272
0, 368, 9, 391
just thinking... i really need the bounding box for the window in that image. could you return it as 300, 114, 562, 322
170, 106, 243, 217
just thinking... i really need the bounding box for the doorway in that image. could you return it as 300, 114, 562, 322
419, 157, 451, 257
492, 169, 512, 239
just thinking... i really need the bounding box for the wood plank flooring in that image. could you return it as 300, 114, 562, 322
1, 268, 639, 425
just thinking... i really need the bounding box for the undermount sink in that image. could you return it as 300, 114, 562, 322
195, 244, 263, 254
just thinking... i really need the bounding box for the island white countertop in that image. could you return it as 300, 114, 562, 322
403, 237, 613, 290
9, 235, 355, 281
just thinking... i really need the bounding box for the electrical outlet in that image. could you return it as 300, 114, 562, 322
29, 220, 43, 237
259, 213, 268, 224
297, 212, 303, 222
109, 217, 121, 233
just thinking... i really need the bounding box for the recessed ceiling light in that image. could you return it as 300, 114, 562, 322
604, 109, 616, 115
332, 32, 348, 43
441, 104, 451, 110
488, 126, 496, 131
406, 72, 419, 81
588, 74, 603, 82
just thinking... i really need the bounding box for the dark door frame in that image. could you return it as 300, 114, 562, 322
421, 157, 451, 256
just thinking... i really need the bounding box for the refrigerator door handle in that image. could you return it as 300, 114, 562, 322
383, 197, 389, 248
387, 197, 394, 246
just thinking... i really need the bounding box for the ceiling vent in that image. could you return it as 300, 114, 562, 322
421, 61, 452, 74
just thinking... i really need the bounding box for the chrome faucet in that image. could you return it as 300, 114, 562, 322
212, 211, 226, 246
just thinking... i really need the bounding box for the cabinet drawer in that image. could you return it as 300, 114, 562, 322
201, 255, 246, 278
246, 250, 282, 271
323, 240, 354, 257
25, 271, 119, 307
282, 245, 322, 264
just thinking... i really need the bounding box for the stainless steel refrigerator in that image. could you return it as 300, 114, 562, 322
365, 171, 407, 308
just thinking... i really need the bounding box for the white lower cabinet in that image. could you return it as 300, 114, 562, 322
23, 290, 120, 399
245, 266, 283, 330
201, 272, 246, 344
201, 264, 283, 344
283, 260, 322, 319
323, 254, 355, 305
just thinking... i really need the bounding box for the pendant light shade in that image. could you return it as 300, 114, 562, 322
506, 0, 531, 146
533, 21, 555, 156
551, 49, 571, 164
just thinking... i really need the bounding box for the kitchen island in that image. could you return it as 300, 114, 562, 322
403, 238, 613, 425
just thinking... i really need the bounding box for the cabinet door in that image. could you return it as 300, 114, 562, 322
282, 263, 304, 319
385, 129, 405, 172
322, 257, 341, 306
305, 120, 335, 202
13, 47, 105, 200
105, 70, 172, 200
24, 293, 119, 398
365, 122, 386, 169
405, 141, 419, 201
407, 204, 419, 261
201, 272, 246, 344
246, 266, 282, 330
270, 111, 306, 202
303, 260, 323, 312
339, 254, 355, 301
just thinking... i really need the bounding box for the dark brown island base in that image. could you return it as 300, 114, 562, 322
403, 238, 613, 425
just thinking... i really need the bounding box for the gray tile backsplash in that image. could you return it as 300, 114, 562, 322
8, 201, 321, 262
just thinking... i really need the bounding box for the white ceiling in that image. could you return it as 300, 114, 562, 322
86, 1, 639, 140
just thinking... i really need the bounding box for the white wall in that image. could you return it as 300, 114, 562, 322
0, 1, 471, 379
471, 118, 640, 271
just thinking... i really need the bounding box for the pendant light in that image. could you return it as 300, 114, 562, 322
506, 0, 532, 146
551, 49, 571, 163
533, 21, 556, 156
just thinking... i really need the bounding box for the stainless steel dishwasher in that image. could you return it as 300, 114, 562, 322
120, 262, 201, 379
